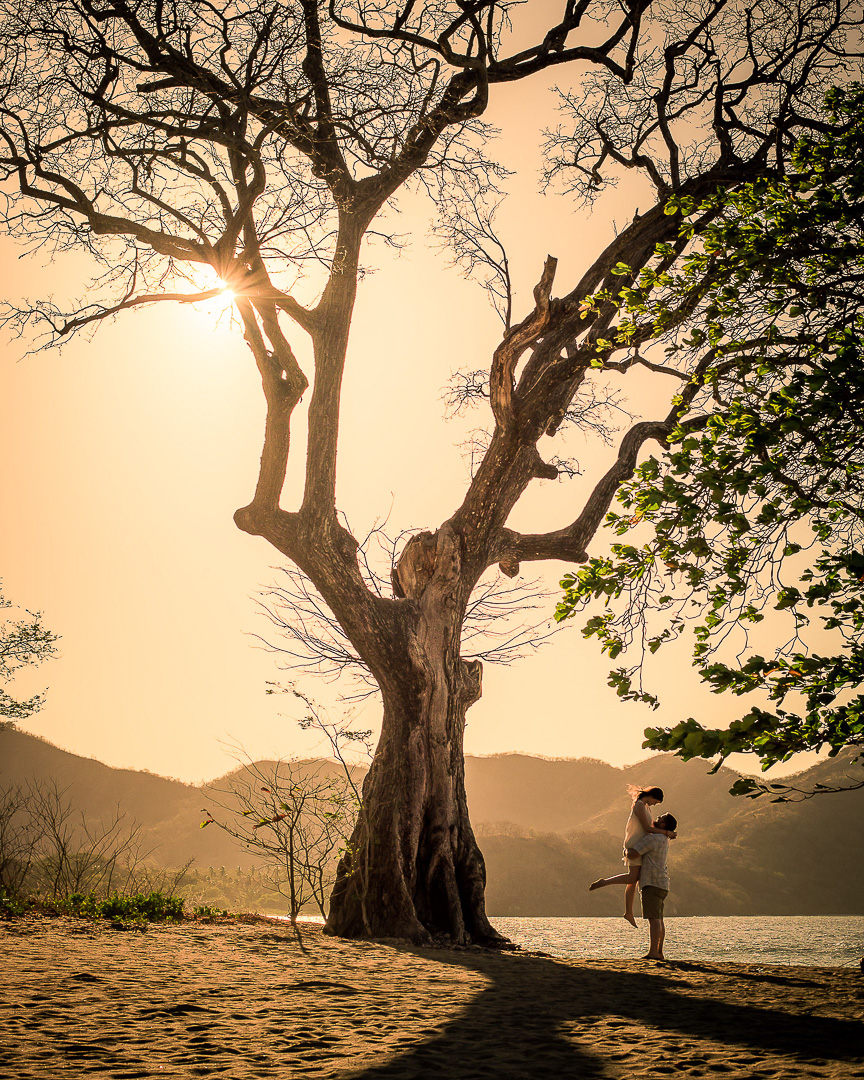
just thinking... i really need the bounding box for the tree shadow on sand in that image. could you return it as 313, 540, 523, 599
345, 945, 864, 1080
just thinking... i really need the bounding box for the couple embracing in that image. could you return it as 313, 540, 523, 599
589, 785, 677, 961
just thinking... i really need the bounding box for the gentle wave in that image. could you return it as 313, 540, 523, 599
490, 915, 864, 968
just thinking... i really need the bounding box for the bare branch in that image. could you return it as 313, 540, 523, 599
494, 419, 672, 574
489, 255, 557, 430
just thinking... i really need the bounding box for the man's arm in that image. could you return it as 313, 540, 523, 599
631, 834, 664, 857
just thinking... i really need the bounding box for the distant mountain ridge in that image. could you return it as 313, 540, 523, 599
463, 750, 749, 836
3, 727, 862, 916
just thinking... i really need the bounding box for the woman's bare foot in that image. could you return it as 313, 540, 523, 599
624, 912, 638, 927
589, 879, 605, 891
642, 953, 665, 960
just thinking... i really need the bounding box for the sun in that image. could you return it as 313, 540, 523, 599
183, 273, 243, 330
184, 279, 240, 332
214, 278, 237, 306
210, 280, 239, 318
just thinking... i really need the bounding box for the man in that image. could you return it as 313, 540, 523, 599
626, 812, 678, 961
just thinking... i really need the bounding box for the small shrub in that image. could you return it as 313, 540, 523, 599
192, 903, 230, 919
0, 893, 29, 918
53, 891, 185, 924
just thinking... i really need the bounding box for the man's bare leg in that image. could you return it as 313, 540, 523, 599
644, 918, 665, 960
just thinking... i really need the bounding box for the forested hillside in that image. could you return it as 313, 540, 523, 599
3, 728, 861, 915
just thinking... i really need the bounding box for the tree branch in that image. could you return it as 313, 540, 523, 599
489, 255, 556, 430
494, 420, 671, 573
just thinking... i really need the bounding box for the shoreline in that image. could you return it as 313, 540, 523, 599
3, 916, 864, 1079
271, 912, 864, 971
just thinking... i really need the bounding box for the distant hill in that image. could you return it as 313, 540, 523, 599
464, 752, 748, 836
0, 728, 353, 870
0, 725, 201, 832
3, 727, 862, 915
476, 750, 864, 917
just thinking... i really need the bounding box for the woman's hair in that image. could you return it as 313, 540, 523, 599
627, 784, 664, 802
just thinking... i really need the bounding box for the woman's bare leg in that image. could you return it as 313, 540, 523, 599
589, 867, 640, 890
588, 867, 641, 927
624, 882, 638, 927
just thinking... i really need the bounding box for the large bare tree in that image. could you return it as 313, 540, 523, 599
1, 0, 860, 944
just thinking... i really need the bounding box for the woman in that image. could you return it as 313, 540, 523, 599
589, 785, 675, 926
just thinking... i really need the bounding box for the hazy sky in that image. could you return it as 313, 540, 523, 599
0, 70, 814, 785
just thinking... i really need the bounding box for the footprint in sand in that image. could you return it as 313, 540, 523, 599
162, 1003, 216, 1016
285, 980, 361, 995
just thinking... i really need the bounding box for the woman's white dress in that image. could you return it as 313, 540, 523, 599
623, 803, 647, 866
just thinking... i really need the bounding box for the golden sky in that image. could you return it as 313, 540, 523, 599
0, 73, 816, 784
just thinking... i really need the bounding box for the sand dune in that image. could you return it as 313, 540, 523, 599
2, 916, 863, 1079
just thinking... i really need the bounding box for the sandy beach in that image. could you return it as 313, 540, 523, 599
2, 916, 863, 1080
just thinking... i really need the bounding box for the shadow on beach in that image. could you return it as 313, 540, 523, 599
344, 944, 864, 1080
5, 919, 864, 1080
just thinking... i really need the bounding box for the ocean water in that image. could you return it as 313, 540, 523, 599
490, 915, 864, 968
288, 914, 864, 968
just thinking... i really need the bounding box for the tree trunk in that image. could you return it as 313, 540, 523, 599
325, 526, 505, 946
324, 653, 504, 945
